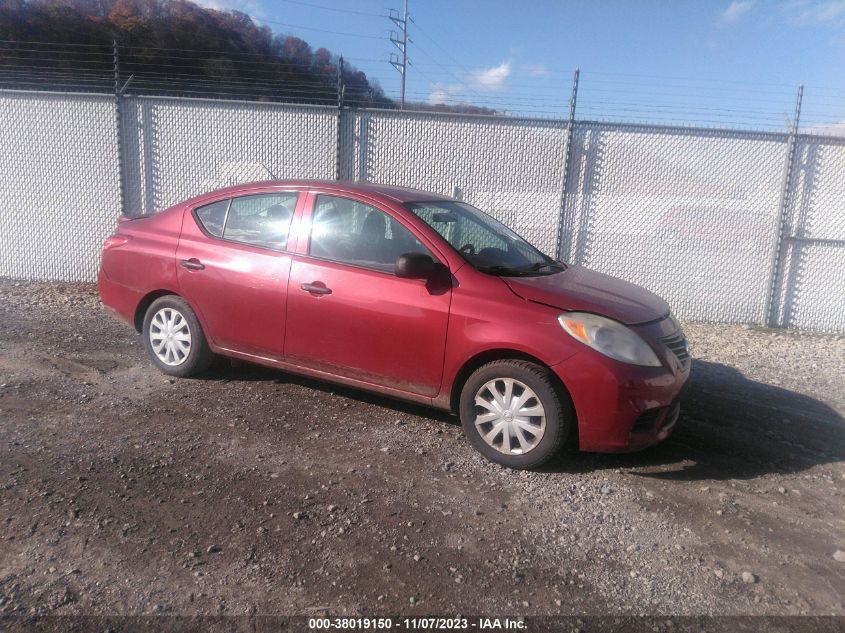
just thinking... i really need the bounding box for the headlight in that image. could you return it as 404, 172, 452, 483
558, 312, 662, 367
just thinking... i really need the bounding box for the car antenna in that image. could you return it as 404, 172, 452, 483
259, 162, 277, 180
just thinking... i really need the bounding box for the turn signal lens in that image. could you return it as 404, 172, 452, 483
560, 318, 589, 344
103, 234, 131, 250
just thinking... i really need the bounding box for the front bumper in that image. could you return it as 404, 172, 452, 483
550, 344, 690, 453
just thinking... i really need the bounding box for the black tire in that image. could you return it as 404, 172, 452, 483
142, 295, 215, 377
459, 360, 572, 470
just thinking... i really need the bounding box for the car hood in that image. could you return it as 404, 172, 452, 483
502, 265, 670, 325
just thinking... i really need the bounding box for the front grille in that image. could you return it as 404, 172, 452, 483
661, 331, 691, 369
631, 408, 661, 434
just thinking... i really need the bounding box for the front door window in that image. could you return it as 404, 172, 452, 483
308, 194, 434, 272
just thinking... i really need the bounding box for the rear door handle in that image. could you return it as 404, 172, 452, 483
301, 282, 332, 295
180, 258, 205, 271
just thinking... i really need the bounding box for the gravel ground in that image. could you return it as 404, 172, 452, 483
0, 280, 844, 617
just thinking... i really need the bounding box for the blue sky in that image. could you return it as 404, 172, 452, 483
201, 0, 845, 131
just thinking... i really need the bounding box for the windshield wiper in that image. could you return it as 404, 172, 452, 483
525, 261, 565, 273
476, 265, 532, 276
521, 262, 566, 273
478, 262, 566, 276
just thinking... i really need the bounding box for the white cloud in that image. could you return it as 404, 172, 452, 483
427, 83, 465, 105
525, 63, 551, 77
787, 0, 845, 24
426, 87, 451, 105
427, 89, 448, 104
427, 62, 511, 103
470, 62, 511, 91
720, 0, 755, 22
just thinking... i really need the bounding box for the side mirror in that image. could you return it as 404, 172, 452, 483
395, 252, 435, 279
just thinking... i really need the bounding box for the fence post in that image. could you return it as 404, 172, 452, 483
557, 68, 579, 262
764, 84, 804, 328
357, 114, 369, 181
336, 56, 345, 181
112, 40, 128, 216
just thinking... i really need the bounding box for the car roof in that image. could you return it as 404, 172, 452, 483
184, 180, 455, 207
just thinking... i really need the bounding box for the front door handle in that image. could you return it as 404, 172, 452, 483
180, 258, 205, 271
301, 282, 332, 296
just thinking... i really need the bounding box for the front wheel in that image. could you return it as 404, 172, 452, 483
459, 360, 572, 469
142, 296, 215, 377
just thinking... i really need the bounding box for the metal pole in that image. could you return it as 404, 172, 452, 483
400, 0, 408, 109
764, 83, 803, 327
112, 39, 120, 95
336, 56, 345, 181
113, 40, 127, 216
557, 68, 579, 262
337, 55, 345, 109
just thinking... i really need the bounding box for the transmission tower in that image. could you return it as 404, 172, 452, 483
389, 0, 409, 109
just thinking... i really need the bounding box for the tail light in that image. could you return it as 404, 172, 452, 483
103, 234, 131, 251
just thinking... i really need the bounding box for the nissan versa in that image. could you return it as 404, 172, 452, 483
99, 181, 691, 469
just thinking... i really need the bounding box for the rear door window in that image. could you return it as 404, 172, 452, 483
223, 193, 298, 251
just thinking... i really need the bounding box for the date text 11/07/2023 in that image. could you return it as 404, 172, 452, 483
308, 617, 527, 630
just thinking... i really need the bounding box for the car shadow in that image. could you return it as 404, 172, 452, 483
201, 358, 844, 480
202, 359, 458, 424
543, 359, 845, 480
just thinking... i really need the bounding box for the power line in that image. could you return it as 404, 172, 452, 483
0, 39, 826, 128
405, 39, 486, 102
581, 69, 797, 88
0, 38, 110, 48
253, 17, 387, 40
405, 15, 491, 104
274, 0, 385, 17
408, 16, 475, 79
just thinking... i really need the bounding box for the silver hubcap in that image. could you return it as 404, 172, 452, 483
149, 307, 191, 366
473, 378, 546, 455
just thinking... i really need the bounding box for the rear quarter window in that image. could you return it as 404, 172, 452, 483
194, 200, 229, 237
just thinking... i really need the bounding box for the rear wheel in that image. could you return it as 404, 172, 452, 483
142, 296, 214, 377
459, 360, 571, 469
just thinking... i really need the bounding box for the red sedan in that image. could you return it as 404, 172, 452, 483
99, 181, 690, 469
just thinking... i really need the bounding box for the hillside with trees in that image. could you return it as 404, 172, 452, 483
0, 0, 390, 106
0, 0, 497, 113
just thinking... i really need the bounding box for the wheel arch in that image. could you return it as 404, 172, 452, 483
448, 349, 570, 410
448, 349, 580, 449
133, 289, 181, 332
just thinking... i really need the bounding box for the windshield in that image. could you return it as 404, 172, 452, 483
406, 201, 565, 276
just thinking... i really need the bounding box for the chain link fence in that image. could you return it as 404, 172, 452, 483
122, 96, 338, 215
561, 123, 787, 324
0, 91, 120, 281
339, 109, 568, 256
771, 134, 845, 331
1, 88, 843, 332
